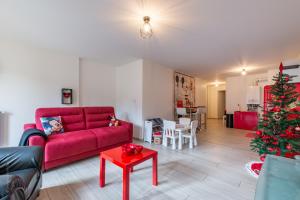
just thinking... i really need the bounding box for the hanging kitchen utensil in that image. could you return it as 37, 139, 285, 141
175, 75, 179, 87
181, 77, 185, 88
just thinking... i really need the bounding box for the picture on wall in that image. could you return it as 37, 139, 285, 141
62, 88, 73, 104
174, 72, 195, 108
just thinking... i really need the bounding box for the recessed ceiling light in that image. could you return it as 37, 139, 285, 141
140, 16, 153, 39
241, 68, 247, 75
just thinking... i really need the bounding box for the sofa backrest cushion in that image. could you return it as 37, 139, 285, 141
84, 107, 115, 129
35, 107, 86, 132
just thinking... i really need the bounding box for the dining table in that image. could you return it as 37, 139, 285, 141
175, 124, 190, 150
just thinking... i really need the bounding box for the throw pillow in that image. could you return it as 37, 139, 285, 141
40, 116, 64, 135
109, 115, 119, 127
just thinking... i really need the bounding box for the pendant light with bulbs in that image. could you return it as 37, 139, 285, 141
140, 16, 153, 39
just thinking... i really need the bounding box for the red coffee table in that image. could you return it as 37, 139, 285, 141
99, 145, 158, 200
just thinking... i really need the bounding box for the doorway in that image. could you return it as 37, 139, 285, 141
218, 90, 226, 119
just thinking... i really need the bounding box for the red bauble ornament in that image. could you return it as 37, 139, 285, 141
267, 147, 274, 152
263, 117, 268, 121
262, 135, 270, 139
280, 95, 285, 99
279, 134, 286, 138
285, 130, 294, 137
262, 135, 266, 139
263, 123, 268, 127
272, 141, 279, 145
285, 76, 289, 82
256, 130, 262, 136
286, 144, 292, 150
260, 155, 266, 162
273, 107, 281, 112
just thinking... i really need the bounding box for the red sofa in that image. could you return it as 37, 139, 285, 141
24, 107, 133, 170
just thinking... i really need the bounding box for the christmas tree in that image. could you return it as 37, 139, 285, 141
251, 63, 300, 160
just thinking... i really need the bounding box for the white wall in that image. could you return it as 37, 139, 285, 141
115, 60, 144, 139
0, 40, 181, 145
79, 58, 116, 106
195, 78, 207, 107
142, 60, 174, 121
207, 84, 226, 118
225, 72, 273, 114
0, 39, 79, 146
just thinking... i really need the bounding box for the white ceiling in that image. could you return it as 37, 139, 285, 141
1, 0, 300, 81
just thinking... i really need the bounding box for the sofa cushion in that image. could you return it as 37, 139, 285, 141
90, 126, 130, 148
84, 107, 115, 129
44, 130, 97, 162
35, 107, 86, 132
40, 116, 64, 135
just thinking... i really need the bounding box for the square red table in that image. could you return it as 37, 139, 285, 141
99, 145, 158, 200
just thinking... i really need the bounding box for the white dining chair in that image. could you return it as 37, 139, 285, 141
163, 120, 178, 150
182, 120, 198, 149
179, 117, 191, 127
179, 117, 191, 145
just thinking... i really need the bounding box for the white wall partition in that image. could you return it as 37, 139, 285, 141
142, 60, 174, 121
115, 59, 175, 140
115, 60, 144, 139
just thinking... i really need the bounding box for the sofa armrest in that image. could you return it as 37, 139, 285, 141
28, 135, 46, 148
0, 175, 25, 199
24, 123, 36, 130
119, 120, 133, 142
0, 146, 43, 174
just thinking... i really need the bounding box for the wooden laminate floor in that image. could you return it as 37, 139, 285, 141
38, 119, 258, 200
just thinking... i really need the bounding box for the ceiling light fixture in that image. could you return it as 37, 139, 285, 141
214, 80, 219, 87
140, 16, 153, 39
241, 69, 247, 76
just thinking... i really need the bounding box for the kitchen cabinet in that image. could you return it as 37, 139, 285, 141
234, 111, 258, 131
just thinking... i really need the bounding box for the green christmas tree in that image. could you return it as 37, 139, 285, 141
251, 63, 300, 159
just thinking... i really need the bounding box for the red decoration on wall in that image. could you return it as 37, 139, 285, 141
62, 88, 73, 104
